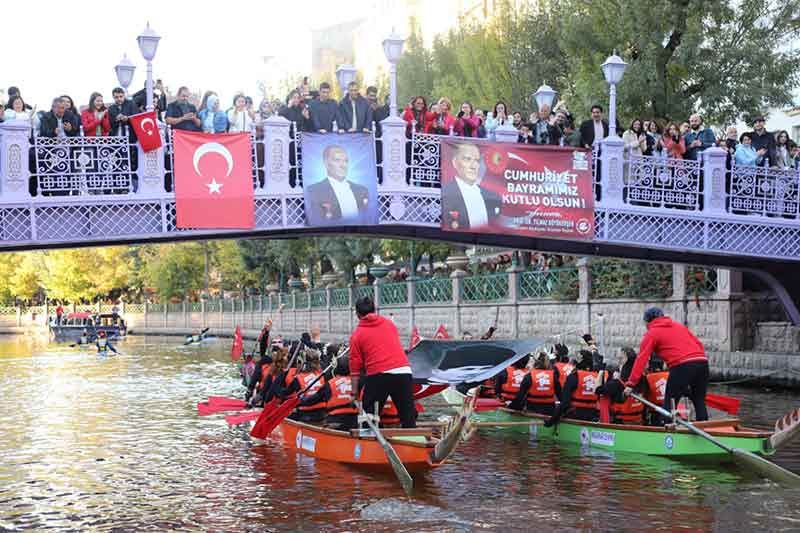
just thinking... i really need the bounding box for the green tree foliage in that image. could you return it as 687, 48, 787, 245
141, 243, 206, 301
318, 237, 382, 282
398, 0, 800, 125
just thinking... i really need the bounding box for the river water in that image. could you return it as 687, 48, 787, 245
0, 334, 798, 532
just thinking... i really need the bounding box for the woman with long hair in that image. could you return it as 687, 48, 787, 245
661, 123, 686, 159
775, 130, 794, 168
227, 93, 254, 133
454, 101, 482, 138
485, 100, 509, 139
80, 92, 110, 136
401, 95, 433, 136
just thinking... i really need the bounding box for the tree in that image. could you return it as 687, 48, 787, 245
318, 237, 381, 283
380, 239, 451, 273
561, 0, 800, 125
141, 243, 206, 301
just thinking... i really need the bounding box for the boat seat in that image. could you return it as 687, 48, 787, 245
350, 428, 434, 438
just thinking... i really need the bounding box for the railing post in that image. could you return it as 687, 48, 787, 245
348, 285, 355, 332
137, 125, 167, 197
16, 306, 21, 327
451, 270, 465, 338
163, 301, 168, 328
144, 301, 149, 328
262, 115, 293, 194
407, 277, 417, 331
379, 115, 409, 192
702, 146, 728, 216
494, 123, 519, 144
672, 264, 687, 325
325, 287, 332, 333
373, 279, 382, 313
599, 137, 625, 208
0, 121, 32, 201
577, 257, 592, 334
183, 299, 188, 328
201, 299, 206, 326
508, 263, 523, 339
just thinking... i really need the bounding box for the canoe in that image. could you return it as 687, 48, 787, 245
440, 387, 797, 459
253, 394, 475, 472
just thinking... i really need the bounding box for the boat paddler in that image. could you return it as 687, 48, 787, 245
596, 347, 644, 425
301, 356, 359, 431
509, 352, 560, 415
284, 350, 327, 424
349, 296, 416, 428
623, 307, 710, 421
544, 349, 602, 427
95, 331, 118, 354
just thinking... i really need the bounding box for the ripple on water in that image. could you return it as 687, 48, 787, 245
0, 334, 799, 532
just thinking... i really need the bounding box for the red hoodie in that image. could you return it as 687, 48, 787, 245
626, 316, 707, 387
349, 313, 410, 377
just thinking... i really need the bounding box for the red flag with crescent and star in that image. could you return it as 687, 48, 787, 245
173, 130, 254, 229
433, 325, 450, 339
129, 110, 162, 152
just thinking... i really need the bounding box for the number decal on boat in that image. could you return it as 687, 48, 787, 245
664, 435, 674, 450
354, 443, 362, 461
590, 431, 615, 447
300, 435, 317, 453
296, 430, 303, 449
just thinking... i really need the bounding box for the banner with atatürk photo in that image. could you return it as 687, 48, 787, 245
440, 140, 595, 240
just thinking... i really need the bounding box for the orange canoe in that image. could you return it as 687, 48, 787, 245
258, 394, 476, 472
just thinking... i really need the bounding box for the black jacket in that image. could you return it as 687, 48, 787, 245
579, 119, 609, 148
278, 105, 309, 134
108, 99, 140, 140
39, 110, 80, 138
132, 88, 167, 120
337, 95, 373, 131
750, 129, 776, 167
440, 177, 502, 230
309, 99, 338, 132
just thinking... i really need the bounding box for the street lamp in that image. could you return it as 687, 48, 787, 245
382, 30, 405, 117
601, 51, 627, 138
335, 64, 357, 94
532, 83, 556, 112
114, 54, 136, 96
137, 22, 161, 112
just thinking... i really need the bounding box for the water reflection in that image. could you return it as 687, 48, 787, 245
0, 334, 798, 532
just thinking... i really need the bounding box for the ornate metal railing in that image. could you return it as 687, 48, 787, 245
310, 289, 327, 308
353, 285, 375, 302
379, 282, 408, 305
33, 136, 135, 196
461, 272, 510, 302
295, 291, 309, 308
410, 132, 444, 187
519, 267, 579, 300
125, 303, 145, 314
330, 288, 350, 307
415, 277, 452, 303
729, 164, 799, 218
625, 155, 701, 210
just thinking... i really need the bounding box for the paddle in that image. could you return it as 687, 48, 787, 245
197, 396, 248, 416
358, 400, 414, 497
706, 393, 740, 415
250, 351, 344, 439
225, 409, 263, 425
631, 392, 800, 487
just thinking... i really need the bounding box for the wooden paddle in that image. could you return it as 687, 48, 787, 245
358, 400, 414, 497
631, 393, 800, 487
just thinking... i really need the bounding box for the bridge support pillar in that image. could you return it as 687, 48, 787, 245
0, 122, 31, 200
137, 128, 167, 197
671, 264, 688, 325
701, 147, 728, 216
598, 137, 625, 208
262, 116, 292, 194
379, 116, 408, 189
451, 271, 465, 337
577, 257, 592, 335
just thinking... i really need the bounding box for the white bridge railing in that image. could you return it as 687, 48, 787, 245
0, 116, 799, 263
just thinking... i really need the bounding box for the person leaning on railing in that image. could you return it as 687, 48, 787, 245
39, 97, 80, 138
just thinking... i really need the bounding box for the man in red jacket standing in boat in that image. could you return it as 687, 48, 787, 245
624, 307, 710, 421
349, 296, 416, 428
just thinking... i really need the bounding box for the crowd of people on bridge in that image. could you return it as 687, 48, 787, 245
3, 78, 799, 171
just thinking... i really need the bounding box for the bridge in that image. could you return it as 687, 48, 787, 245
0, 116, 799, 322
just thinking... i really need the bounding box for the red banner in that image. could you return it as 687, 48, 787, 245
173, 131, 254, 229
129, 111, 162, 152
440, 140, 594, 239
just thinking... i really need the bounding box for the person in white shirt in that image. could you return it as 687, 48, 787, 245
305, 144, 370, 226
227, 94, 254, 133
441, 143, 502, 230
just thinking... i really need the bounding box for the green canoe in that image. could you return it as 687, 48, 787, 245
441, 387, 776, 458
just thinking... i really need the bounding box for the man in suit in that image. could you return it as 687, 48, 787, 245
39, 97, 80, 137
579, 104, 609, 149
441, 143, 502, 231
306, 144, 370, 226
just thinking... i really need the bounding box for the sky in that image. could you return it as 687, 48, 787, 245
0, 0, 368, 110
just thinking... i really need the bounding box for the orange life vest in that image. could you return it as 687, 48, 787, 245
257, 363, 271, 390
326, 376, 357, 416
611, 395, 644, 424
297, 371, 326, 412
571, 370, 603, 410
479, 378, 496, 398
501, 367, 529, 401
526, 369, 556, 405
284, 367, 298, 387
555, 362, 574, 388
381, 399, 400, 425
646, 372, 668, 405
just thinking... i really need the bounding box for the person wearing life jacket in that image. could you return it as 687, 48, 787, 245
644, 356, 669, 425
495, 354, 531, 403
257, 319, 273, 359
509, 352, 561, 415
76, 328, 91, 346
552, 343, 573, 389
596, 347, 644, 425
241, 353, 257, 389
95, 331, 118, 355
284, 350, 327, 423
545, 349, 602, 426
624, 307, 710, 421
250, 345, 287, 407
298, 356, 359, 431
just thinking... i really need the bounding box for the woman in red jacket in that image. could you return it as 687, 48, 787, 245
428, 97, 456, 136
401, 95, 434, 137
81, 92, 111, 136
454, 101, 483, 138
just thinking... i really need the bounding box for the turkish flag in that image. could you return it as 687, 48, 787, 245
231, 325, 243, 361
409, 325, 421, 351
173, 130, 254, 229
433, 324, 450, 339
129, 110, 162, 152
